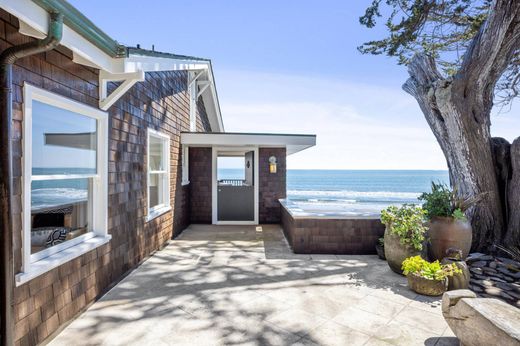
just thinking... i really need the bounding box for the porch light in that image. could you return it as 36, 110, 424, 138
269, 156, 277, 173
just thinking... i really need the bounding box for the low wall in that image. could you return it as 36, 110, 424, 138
280, 200, 385, 254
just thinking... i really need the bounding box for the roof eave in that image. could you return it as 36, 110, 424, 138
32, 0, 126, 58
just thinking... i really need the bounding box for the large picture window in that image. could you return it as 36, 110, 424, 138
147, 129, 171, 220
19, 85, 109, 284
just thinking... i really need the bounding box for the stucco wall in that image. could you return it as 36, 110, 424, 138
4, 10, 211, 345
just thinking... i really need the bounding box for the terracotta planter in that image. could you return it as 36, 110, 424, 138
384, 227, 422, 275
375, 243, 386, 260
406, 273, 447, 296
428, 217, 472, 261
441, 257, 470, 290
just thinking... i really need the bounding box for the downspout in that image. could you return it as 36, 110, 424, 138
0, 12, 63, 346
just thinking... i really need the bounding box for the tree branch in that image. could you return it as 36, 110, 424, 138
457, 0, 520, 98
403, 54, 451, 165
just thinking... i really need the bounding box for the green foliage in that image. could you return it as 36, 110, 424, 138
358, 0, 490, 74
402, 256, 461, 281
380, 205, 426, 250
378, 237, 385, 247
419, 182, 452, 219
358, 1, 520, 106
452, 208, 466, 221
419, 182, 483, 221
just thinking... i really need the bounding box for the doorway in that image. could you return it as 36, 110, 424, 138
212, 147, 259, 224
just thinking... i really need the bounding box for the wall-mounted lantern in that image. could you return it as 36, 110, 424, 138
269, 156, 277, 173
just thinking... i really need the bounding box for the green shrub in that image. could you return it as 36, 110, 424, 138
402, 256, 461, 281
380, 205, 426, 251
419, 182, 471, 221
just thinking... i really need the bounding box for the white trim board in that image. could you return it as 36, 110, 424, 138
2, 0, 224, 131
182, 133, 316, 155
20, 84, 109, 284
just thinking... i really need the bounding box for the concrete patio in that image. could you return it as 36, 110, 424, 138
48, 225, 458, 346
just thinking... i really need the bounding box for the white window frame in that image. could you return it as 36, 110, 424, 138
146, 128, 171, 221
17, 84, 110, 286
181, 145, 190, 186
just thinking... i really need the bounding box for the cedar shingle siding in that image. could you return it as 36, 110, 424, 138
259, 148, 287, 223
189, 147, 213, 223
281, 208, 385, 254
3, 11, 211, 345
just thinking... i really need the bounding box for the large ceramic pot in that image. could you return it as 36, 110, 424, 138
406, 273, 447, 296
441, 256, 470, 290
384, 227, 422, 275
428, 217, 472, 261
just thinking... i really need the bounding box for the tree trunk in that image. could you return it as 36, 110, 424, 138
404, 55, 505, 252
401, 0, 520, 251
506, 138, 520, 247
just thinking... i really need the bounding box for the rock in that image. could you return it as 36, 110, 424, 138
508, 290, 520, 300
496, 282, 514, 291
502, 275, 515, 283
470, 260, 488, 268
510, 283, 520, 293
472, 274, 488, 280
485, 287, 502, 296
470, 279, 486, 288
482, 279, 495, 287
442, 290, 520, 346
497, 267, 520, 279
496, 257, 520, 269
500, 291, 515, 301
489, 261, 498, 269
482, 267, 498, 274
488, 273, 508, 281
466, 252, 486, 261
469, 284, 483, 293
470, 267, 483, 275
467, 253, 493, 263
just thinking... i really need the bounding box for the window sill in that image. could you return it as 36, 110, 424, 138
15, 235, 112, 286
146, 206, 172, 222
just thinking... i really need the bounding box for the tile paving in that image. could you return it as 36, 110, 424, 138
49, 224, 458, 346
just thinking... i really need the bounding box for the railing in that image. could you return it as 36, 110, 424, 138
218, 179, 246, 186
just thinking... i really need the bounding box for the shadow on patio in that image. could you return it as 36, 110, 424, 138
48, 224, 458, 346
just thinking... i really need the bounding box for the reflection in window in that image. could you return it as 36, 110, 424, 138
31, 179, 92, 254
30, 101, 97, 255
32, 100, 97, 175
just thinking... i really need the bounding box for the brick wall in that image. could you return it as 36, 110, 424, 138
281, 206, 385, 254
3, 10, 211, 345
259, 148, 286, 223
189, 147, 212, 223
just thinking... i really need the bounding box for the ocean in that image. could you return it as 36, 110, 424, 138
33, 168, 450, 215
220, 169, 450, 215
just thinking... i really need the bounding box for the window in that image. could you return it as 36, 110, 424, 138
147, 129, 171, 220
181, 145, 189, 185
18, 85, 109, 285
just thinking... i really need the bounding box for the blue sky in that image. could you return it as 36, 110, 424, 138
70, 0, 520, 170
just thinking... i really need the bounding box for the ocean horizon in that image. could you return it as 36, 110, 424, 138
33, 168, 449, 214
219, 168, 450, 214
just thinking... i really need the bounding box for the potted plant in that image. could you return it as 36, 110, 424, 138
402, 256, 461, 296
419, 182, 476, 261
381, 205, 427, 275
375, 237, 385, 260
441, 248, 470, 290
